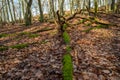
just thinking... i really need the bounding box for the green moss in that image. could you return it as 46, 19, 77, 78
62, 54, 73, 80
63, 23, 68, 31
0, 33, 9, 38
85, 23, 91, 26
42, 27, 50, 31
19, 32, 30, 36
79, 19, 87, 24
66, 46, 72, 53
95, 24, 109, 29
83, 27, 94, 33
94, 0, 98, 16
83, 24, 109, 33
89, 17, 96, 20
10, 33, 17, 37
0, 46, 8, 51
28, 34, 39, 38
10, 43, 28, 49
63, 31, 70, 44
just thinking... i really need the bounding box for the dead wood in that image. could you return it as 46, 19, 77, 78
55, 10, 82, 34
66, 10, 82, 21
33, 27, 55, 33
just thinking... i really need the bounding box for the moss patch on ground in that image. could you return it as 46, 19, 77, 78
28, 34, 39, 38
79, 19, 87, 24
0, 46, 8, 51
10, 43, 29, 49
19, 32, 30, 36
85, 23, 91, 26
63, 23, 68, 31
63, 31, 70, 44
95, 24, 109, 29
66, 45, 72, 53
0, 33, 9, 38
62, 53, 73, 80
83, 24, 109, 33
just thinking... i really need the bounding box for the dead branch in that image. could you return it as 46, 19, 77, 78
33, 27, 54, 33
66, 10, 82, 21
55, 9, 83, 35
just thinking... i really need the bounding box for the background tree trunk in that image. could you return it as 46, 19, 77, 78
11, 0, 16, 22
8, 0, 14, 22
58, 0, 64, 16
25, 0, 33, 26
111, 0, 115, 12
38, 0, 44, 22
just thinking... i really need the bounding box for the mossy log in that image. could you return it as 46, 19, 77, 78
33, 27, 55, 33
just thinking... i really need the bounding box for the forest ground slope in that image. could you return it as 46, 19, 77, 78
0, 13, 120, 80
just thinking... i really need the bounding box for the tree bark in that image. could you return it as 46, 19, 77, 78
7, 0, 14, 22
111, 0, 115, 12
58, 0, 64, 16
11, 0, 16, 22
38, 0, 44, 22
24, 0, 33, 26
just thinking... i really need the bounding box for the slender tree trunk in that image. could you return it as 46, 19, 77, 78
87, 0, 91, 15
11, 0, 16, 22
7, 0, 14, 22
18, 0, 22, 23
88, 0, 91, 10
38, 0, 44, 22
22, 0, 25, 18
48, 0, 56, 19
111, 0, 115, 12
75, 0, 80, 10
94, 0, 98, 16
58, 0, 64, 16
25, 0, 33, 26
105, 0, 108, 12
0, 7, 3, 25
2, 0, 7, 22
70, 0, 74, 14
5, 0, 10, 22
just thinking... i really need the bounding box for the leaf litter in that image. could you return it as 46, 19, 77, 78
0, 14, 120, 80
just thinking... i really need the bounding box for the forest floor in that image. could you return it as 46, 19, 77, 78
0, 13, 120, 80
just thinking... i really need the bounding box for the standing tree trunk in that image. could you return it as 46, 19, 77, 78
70, 0, 74, 14
111, 0, 115, 12
5, 0, 10, 22
8, 0, 14, 22
48, 0, 57, 25
38, 0, 44, 22
115, 1, 120, 13
2, 0, 7, 22
18, 0, 22, 23
58, 0, 64, 16
24, 0, 33, 26
75, 0, 80, 10
11, 0, 16, 22
87, 0, 91, 15
94, 0, 98, 16
48, 0, 56, 19
22, 0, 25, 17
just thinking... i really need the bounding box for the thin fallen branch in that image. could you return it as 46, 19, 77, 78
33, 27, 55, 33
